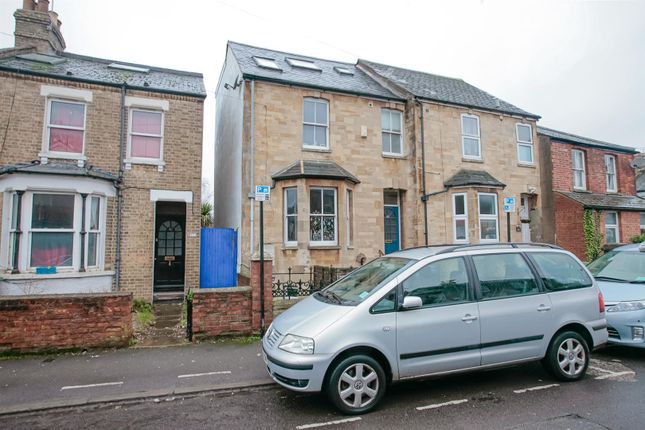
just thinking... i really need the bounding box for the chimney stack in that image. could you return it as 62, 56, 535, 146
14, 0, 66, 53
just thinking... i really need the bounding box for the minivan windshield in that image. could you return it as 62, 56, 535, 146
587, 251, 645, 283
318, 257, 412, 305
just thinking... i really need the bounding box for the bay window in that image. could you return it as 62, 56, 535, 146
478, 193, 499, 242
30, 194, 75, 268
284, 188, 298, 246
453, 193, 468, 242
310, 188, 337, 245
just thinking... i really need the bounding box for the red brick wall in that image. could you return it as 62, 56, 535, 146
191, 259, 273, 339
554, 193, 586, 260
619, 211, 642, 242
551, 141, 635, 194
0, 293, 132, 352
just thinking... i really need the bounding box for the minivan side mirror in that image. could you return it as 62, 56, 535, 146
401, 296, 423, 310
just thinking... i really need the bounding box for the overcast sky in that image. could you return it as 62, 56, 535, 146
1, 0, 643, 199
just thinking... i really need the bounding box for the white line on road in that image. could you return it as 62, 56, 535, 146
296, 417, 362, 429
595, 371, 635, 380
177, 371, 232, 379
61, 381, 123, 391
513, 383, 559, 394
416, 398, 469, 411
589, 365, 614, 374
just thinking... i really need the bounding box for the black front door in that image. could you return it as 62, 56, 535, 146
154, 203, 186, 292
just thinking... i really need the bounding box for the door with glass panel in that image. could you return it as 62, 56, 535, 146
154, 202, 186, 292
384, 190, 400, 254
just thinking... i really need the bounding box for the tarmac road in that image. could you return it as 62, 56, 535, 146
0, 345, 642, 430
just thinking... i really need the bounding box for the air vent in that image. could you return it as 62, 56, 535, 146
253, 56, 282, 71
108, 63, 150, 73
17, 53, 66, 65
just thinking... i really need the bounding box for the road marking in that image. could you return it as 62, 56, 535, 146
513, 383, 559, 394
296, 417, 361, 429
595, 371, 635, 380
416, 398, 468, 411
589, 365, 614, 374
61, 381, 123, 390
177, 371, 232, 379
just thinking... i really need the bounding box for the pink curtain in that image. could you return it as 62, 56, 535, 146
51, 102, 84, 127
49, 128, 83, 153
131, 135, 161, 158
132, 111, 162, 134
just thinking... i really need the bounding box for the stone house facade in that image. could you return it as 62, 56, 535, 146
215, 42, 541, 275
0, 1, 205, 300
538, 126, 644, 260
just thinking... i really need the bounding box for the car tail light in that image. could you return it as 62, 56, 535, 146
598, 292, 605, 314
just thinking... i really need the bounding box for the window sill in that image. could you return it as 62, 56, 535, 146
1, 270, 115, 281
517, 163, 535, 168
282, 245, 299, 251
124, 158, 166, 172
39, 152, 87, 166
382, 153, 406, 160
302, 146, 331, 153
572, 189, 590, 193
308, 245, 341, 250
462, 157, 484, 163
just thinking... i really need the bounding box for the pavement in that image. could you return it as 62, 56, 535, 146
0, 340, 273, 415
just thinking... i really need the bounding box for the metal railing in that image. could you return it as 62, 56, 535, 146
272, 266, 354, 299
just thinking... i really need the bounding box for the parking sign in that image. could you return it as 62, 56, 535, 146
503, 197, 516, 213
255, 185, 270, 201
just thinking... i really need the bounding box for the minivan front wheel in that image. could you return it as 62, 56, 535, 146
327, 355, 386, 415
544, 331, 589, 381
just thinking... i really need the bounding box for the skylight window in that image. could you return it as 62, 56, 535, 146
253, 56, 282, 71
333, 66, 354, 76
108, 63, 150, 73
17, 53, 66, 65
286, 58, 321, 71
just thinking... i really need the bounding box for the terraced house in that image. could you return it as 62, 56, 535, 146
538, 127, 644, 260
0, 1, 205, 300
214, 42, 542, 275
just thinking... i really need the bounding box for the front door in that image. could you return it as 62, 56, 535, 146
384, 190, 400, 254
154, 203, 186, 293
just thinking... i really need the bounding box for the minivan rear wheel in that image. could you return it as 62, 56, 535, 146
544, 331, 589, 381
326, 354, 386, 415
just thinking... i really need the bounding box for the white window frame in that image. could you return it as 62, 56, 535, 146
42, 98, 88, 162
303, 98, 329, 150
572, 149, 587, 190
125, 108, 166, 171
605, 211, 619, 244
478, 193, 499, 242
5, 191, 107, 273
309, 187, 337, 246
516, 123, 534, 165
381, 109, 403, 156
345, 189, 353, 248
461, 113, 481, 160
283, 188, 298, 247
85, 196, 103, 268
605, 154, 617, 192
452, 193, 469, 243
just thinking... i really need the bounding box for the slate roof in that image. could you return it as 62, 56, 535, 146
558, 191, 645, 211
633, 154, 645, 169
444, 169, 506, 189
358, 60, 538, 119
272, 160, 360, 184
0, 50, 206, 98
0, 161, 118, 182
537, 126, 637, 154
227, 42, 401, 100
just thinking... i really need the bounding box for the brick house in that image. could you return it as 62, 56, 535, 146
214, 42, 541, 275
0, 1, 205, 300
538, 126, 644, 260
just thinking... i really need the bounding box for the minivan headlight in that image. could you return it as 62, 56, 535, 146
606, 301, 645, 313
279, 334, 314, 354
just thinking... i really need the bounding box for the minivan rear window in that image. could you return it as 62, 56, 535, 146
319, 257, 412, 305
531, 252, 592, 291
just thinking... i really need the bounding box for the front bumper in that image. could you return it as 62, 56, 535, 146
262, 339, 333, 392
606, 310, 645, 348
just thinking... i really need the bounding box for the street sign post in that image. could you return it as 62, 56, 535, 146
255, 185, 270, 335
503, 197, 516, 242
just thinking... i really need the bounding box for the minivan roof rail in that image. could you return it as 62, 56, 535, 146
435, 242, 562, 255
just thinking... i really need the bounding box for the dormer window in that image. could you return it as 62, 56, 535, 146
286, 58, 321, 71
253, 56, 281, 71
333, 66, 354, 76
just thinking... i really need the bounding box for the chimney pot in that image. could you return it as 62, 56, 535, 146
22, 0, 35, 10
36, 0, 50, 12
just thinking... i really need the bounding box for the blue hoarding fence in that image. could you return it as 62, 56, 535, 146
200, 228, 237, 289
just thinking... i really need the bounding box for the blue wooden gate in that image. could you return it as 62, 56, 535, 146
200, 228, 237, 288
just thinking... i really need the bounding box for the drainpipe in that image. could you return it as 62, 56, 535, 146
249, 80, 255, 257
115, 83, 127, 290
416, 99, 429, 246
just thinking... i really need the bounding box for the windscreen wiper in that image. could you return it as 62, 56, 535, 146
322, 290, 343, 304
594, 276, 629, 282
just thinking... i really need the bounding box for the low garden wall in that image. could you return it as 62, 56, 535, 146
0, 292, 132, 353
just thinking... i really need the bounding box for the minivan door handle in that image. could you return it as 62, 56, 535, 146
461, 314, 478, 322
537, 304, 551, 312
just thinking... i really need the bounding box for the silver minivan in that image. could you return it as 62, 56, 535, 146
262, 244, 608, 414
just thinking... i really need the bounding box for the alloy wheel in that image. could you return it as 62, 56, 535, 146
337, 362, 379, 409
557, 338, 586, 376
